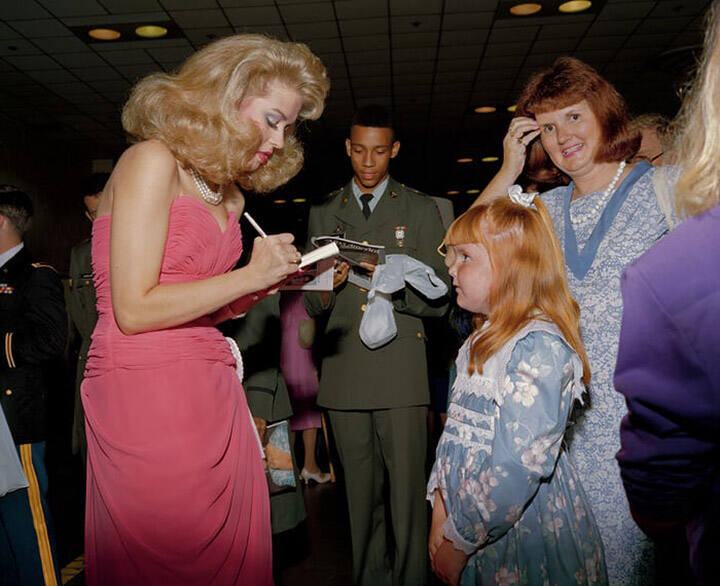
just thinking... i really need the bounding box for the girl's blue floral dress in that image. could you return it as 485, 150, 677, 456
427, 320, 607, 585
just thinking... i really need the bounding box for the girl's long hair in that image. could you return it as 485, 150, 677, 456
446, 198, 590, 385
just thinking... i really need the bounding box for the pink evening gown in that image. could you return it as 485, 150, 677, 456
82, 196, 272, 585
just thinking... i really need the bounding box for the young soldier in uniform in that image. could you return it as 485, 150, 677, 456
66, 175, 105, 461
304, 106, 448, 586
0, 186, 67, 586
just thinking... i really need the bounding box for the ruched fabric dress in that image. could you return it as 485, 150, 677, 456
82, 196, 272, 586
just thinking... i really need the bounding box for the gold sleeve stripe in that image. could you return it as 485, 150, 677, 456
5, 332, 15, 368
31, 263, 58, 273
19, 444, 58, 586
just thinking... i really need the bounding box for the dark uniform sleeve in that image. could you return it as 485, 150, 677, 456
392, 196, 449, 318
303, 204, 336, 317
2, 266, 67, 371
226, 295, 282, 422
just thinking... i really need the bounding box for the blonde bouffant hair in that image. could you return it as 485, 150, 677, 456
445, 199, 590, 385
674, 3, 720, 217
121, 34, 329, 193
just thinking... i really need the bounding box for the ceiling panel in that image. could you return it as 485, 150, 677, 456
169, 9, 230, 29
442, 12, 493, 31
37, 0, 107, 18
391, 14, 441, 35
598, 2, 654, 20
338, 18, 387, 37
26, 69, 77, 84
344, 34, 388, 51
175, 27, 234, 45
53, 51, 107, 68
390, 0, 443, 16
33, 36, 89, 53
392, 31, 438, 48
280, 3, 335, 23
286, 20, 336, 39
0, 1, 51, 20
335, 0, 387, 19
100, 0, 163, 11
60, 12, 168, 25
9, 19, 71, 38
4, 53, 58, 69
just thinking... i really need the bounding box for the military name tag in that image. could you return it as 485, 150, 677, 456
394, 225, 406, 247
0, 284, 14, 294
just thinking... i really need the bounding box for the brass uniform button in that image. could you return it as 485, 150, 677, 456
5, 389, 12, 396
361, 304, 367, 312
416, 332, 423, 339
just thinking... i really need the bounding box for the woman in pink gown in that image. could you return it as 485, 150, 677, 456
82, 36, 328, 585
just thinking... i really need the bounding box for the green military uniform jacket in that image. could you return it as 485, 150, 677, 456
66, 239, 97, 456
304, 177, 449, 411
223, 294, 305, 534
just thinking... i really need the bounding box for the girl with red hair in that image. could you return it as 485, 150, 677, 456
427, 194, 606, 585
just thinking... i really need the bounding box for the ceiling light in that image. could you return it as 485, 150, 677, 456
456, 157, 473, 163
446, 190, 460, 195
292, 198, 306, 203
466, 189, 480, 194
481, 156, 500, 163
474, 106, 496, 114
88, 28, 121, 41
273, 199, 286, 204
559, 1, 592, 13
510, 3, 542, 16
507, 104, 517, 112
135, 25, 168, 38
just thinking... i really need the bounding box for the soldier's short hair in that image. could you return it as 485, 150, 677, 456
0, 185, 33, 234
351, 105, 396, 140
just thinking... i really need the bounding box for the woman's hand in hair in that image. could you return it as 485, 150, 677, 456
501, 116, 540, 181
471, 117, 540, 209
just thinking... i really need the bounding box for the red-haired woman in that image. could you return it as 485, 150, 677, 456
473, 57, 672, 584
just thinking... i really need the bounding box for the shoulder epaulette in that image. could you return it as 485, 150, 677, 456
319, 187, 344, 204
399, 183, 428, 197
31, 262, 58, 273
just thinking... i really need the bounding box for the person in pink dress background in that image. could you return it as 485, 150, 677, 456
82, 35, 328, 585
280, 291, 331, 484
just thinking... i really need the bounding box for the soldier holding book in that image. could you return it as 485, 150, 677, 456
304, 105, 448, 586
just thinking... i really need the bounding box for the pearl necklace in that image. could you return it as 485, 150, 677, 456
570, 160, 626, 226
189, 168, 223, 205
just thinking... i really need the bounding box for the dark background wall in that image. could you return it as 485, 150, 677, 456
0, 117, 96, 274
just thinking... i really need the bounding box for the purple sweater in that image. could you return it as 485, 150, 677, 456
614, 203, 720, 583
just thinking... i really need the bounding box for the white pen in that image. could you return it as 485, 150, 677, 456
243, 212, 268, 238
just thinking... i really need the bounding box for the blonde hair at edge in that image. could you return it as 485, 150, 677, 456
674, 2, 720, 217
121, 34, 330, 193
445, 198, 591, 386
